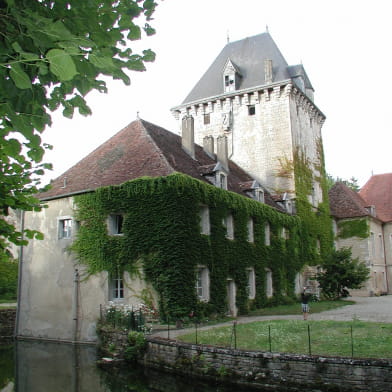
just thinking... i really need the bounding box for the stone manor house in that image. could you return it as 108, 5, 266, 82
15, 32, 391, 343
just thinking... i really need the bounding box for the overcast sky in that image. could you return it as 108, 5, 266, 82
42, 0, 391, 187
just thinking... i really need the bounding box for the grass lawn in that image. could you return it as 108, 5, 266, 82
248, 299, 354, 316
179, 319, 392, 359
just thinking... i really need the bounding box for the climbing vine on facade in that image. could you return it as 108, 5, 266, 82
72, 171, 334, 320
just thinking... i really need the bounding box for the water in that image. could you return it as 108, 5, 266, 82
0, 341, 255, 392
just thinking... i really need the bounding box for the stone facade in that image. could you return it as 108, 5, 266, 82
173, 83, 324, 203
144, 337, 392, 392
17, 197, 154, 342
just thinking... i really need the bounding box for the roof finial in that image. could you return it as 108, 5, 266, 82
136, 111, 140, 119
227, 30, 230, 43
266, 25, 269, 33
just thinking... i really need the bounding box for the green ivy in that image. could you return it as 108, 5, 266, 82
72, 172, 330, 320
337, 219, 369, 239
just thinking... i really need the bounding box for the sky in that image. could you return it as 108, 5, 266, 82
42, 0, 391, 188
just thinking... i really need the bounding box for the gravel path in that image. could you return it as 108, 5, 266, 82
152, 295, 392, 339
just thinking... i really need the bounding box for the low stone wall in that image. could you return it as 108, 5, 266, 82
144, 337, 392, 392
0, 309, 16, 342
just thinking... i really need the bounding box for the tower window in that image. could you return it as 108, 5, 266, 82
203, 113, 210, 125
248, 105, 256, 115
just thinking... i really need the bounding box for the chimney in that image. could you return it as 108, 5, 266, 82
203, 135, 215, 159
181, 115, 195, 159
217, 135, 229, 171
264, 59, 273, 84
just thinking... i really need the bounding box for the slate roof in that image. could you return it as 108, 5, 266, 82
39, 119, 281, 210
328, 182, 369, 219
182, 32, 313, 105
359, 173, 392, 223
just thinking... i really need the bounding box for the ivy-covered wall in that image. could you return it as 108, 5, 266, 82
337, 218, 369, 239
72, 173, 316, 320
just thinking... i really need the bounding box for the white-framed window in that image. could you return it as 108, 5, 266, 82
265, 222, 270, 246
224, 74, 235, 91
108, 214, 124, 235
223, 214, 234, 239
58, 217, 72, 239
247, 218, 254, 243
216, 171, 227, 190
199, 205, 210, 235
265, 268, 273, 298
196, 266, 210, 302
110, 272, 124, 300
254, 188, 264, 203
247, 268, 256, 299
281, 227, 289, 240
316, 238, 321, 253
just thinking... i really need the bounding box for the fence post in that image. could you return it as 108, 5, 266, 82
167, 316, 170, 340
350, 325, 354, 358
195, 321, 198, 345
307, 324, 312, 355
233, 321, 237, 349
268, 325, 272, 352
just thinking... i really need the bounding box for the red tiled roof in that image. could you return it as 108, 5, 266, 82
328, 182, 369, 219
359, 173, 392, 223
39, 119, 281, 210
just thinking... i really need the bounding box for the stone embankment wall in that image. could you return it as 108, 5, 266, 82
0, 309, 16, 342
144, 337, 392, 392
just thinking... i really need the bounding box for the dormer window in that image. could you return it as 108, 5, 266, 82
254, 188, 264, 203
223, 59, 240, 93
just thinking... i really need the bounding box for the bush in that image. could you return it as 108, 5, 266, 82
0, 259, 18, 300
124, 331, 147, 362
317, 247, 369, 300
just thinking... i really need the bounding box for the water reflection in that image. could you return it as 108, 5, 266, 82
8, 341, 252, 392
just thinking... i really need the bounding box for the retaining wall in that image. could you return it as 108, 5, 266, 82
144, 337, 392, 392
0, 308, 16, 342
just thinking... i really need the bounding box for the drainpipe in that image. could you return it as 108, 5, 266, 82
14, 209, 25, 338
72, 268, 80, 343
382, 227, 390, 294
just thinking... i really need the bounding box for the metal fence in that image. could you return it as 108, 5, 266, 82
100, 304, 146, 332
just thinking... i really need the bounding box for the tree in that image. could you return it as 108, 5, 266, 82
0, 0, 157, 254
326, 174, 360, 192
317, 247, 369, 300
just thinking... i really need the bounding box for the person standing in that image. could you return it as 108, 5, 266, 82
301, 287, 311, 320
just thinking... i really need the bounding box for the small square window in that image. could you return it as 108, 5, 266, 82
203, 113, 210, 125
59, 218, 72, 239
248, 105, 256, 116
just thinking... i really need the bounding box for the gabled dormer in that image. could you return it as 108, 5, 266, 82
223, 58, 241, 93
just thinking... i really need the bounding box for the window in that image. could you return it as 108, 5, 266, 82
196, 267, 210, 302
369, 232, 375, 259
247, 218, 254, 243
217, 172, 227, 190
59, 218, 72, 239
247, 268, 256, 299
265, 222, 270, 246
282, 227, 290, 240
224, 74, 235, 92
223, 214, 234, 239
254, 188, 264, 203
248, 105, 255, 115
199, 205, 210, 235
379, 234, 384, 258
108, 214, 124, 235
203, 113, 210, 125
110, 273, 124, 300
265, 269, 273, 298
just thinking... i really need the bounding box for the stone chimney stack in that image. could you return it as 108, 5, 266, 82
264, 59, 273, 84
217, 135, 229, 171
203, 135, 215, 159
181, 115, 195, 159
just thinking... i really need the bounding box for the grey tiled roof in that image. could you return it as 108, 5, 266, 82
182, 32, 312, 104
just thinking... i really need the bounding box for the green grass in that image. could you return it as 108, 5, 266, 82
179, 319, 392, 358
248, 299, 354, 316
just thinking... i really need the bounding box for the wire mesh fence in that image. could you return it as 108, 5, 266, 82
175, 320, 392, 359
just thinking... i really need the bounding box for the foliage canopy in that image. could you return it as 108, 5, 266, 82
0, 0, 157, 254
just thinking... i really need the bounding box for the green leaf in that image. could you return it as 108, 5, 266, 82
127, 24, 141, 41
142, 49, 155, 62
46, 49, 78, 81
89, 53, 115, 70
10, 63, 32, 89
